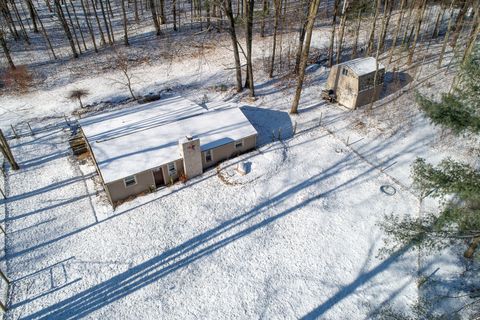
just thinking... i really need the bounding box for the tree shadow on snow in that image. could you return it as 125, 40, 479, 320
18, 143, 409, 319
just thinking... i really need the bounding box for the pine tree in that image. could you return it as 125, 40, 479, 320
380, 157, 480, 259
416, 45, 480, 134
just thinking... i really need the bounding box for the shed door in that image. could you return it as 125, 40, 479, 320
153, 168, 164, 188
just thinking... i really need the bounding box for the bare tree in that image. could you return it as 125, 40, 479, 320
0, 26, 15, 68
221, 0, 242, 92
244, 0, 255, 96
68, 89, 90, 108
121, 0, 129, 45
327, 0, 340, 67
388, 0, 406, 63
438, 0, 456, 68
269, 0, 281, 78
149, 0, 161, 35
113, 53, 138, 100
407, 0, 427, 65
54, 0, 78, 58
290, 0, 321, 114
366, 0, 380, 56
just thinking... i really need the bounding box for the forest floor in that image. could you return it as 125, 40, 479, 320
0, 16, 479, 319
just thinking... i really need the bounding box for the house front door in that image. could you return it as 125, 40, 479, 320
153, 168, 164, 188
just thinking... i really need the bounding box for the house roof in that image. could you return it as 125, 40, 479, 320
79, 96, 257, 183
338, 57, 385, 76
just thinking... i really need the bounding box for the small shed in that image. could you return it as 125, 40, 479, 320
326, 57, 385, 109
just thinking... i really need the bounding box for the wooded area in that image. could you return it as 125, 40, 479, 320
0, 0, 479, 109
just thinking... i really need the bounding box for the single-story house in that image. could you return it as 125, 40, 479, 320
325, 57, 385, 109
79, 96, 258, 205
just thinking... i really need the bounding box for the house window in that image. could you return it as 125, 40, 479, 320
342, 68, 348, 76
124, 175, 137, 187
167, 162, 177, 176
234, 140, 243, 149
205, 150, 213, 162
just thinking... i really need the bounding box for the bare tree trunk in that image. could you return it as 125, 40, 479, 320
260, 0, 268, 37
401, 0, 415, 46
32, 3, 57, 58
335, 0, 349, 65
105, 0, 116, 42
54, 0, 78, 58
121, 0, 129, 45
98, 0, 113, 44
407, 0, 427, 65
327, 0, 339, 67
134, 0, 139, 22
64, 0, 83, 54
294, 8, 309, 75
1, 1, 19, 40
173, 0, 177, 31
69, 0, 88, 51
149, 0, 161, 35
388, 0, 406, 63
290, 0, 321, 114
438, 0, 456, 68
431, 5, 444, 39
222, 0, 242, 92
366, 0, 380, 56
90, 0, 107, 45
81, 0, 98, 52
351, 8, 361, 59
10, 0, 30, 44
25, 0, 38, 33
159, 0, 166, 24
462, 0, 480, 63
269, 0, 280, 78
378, 0, 393, 52
244, 0, 255, 96
450, 0, 470, 49
0, 29, 15, 68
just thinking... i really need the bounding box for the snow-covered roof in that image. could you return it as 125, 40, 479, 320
338, 57, 385, 76
79, 96, 257, 183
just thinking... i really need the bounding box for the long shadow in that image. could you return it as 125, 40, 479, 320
20, 150, 380, 319
0, 173, 95, 204
301, 245, 411, 320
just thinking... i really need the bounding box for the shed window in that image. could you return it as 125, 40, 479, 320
167, 162, 177, 176
205, 150, 213, 162
342, 68, 349, 76
234, 140, 243, 149
124, 175, 137, 187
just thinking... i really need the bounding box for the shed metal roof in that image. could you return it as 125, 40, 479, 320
337, 57, 385, 76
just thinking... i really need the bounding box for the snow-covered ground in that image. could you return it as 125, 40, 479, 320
1, 14, 478, 319
3, 109, 422, 319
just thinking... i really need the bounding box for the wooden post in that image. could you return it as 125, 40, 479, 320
0, 186, 5, 199
0, 129, 19, 170
0, 224, 5, 234
319, 112, 323, 126
10, 125, 18, 139
27, 122, 34, 135
64, 115, 70, 126
346, 136, 350, 146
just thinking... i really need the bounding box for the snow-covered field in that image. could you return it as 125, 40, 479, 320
4, 109, 422, 319
0, 18, 478, 319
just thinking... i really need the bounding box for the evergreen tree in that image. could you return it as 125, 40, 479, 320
416, 45, 480, 134
380, 158, 480, 259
